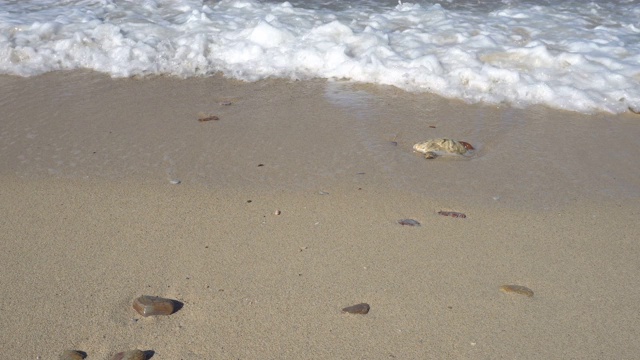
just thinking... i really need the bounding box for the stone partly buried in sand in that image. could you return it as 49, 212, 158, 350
342, 303, 370, 314
398, 218, 421, 226
133, 295, 177, 317
59, 350, 86, 360
438, 211, 467, 219
197, 112, 219, 122
112, 350, 148, 360
413, 138, 475, 159
500, 285, 534, 297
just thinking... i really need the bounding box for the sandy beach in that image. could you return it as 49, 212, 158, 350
1, 71, 640, 359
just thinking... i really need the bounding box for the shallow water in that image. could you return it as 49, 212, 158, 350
2, 72, 639, 210
1, 0, 639, 113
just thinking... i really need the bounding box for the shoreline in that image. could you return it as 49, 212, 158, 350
1, 71, 640, 359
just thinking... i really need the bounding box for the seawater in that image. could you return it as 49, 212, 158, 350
1, 0, 639, 113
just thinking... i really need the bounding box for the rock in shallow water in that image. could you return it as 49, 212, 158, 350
413, 138, 474, 159
500, 285, 534, 297
133, 295, 176, 316
342, 303, 370, 314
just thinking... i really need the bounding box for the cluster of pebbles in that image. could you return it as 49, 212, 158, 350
60, 137, 535, 358
58, 296, 377, 359
60, 349, 147, 360
59, 284, 533, 358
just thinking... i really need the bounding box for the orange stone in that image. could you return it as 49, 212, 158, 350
132, 295, 175, 317
500, 285, 534, 297
60, 350, 85, 360
112, 350, 146, 360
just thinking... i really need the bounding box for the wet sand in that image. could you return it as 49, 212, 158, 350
1, 71, 640, 359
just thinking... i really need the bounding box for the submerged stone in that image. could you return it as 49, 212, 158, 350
413, 138, 474, 159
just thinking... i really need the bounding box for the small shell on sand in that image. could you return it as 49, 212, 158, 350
60, 350, 85, 360
133, 295, 176, 317
500, 285, 534, 297
438, 211, 467, 219
342, 303, 370, 314
112, 350, 147, 360
413, 138, 474, 159
398, 219, 421, 226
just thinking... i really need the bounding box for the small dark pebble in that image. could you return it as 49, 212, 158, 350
398, 219, 421, 226
342, 303, 370, 314
438, 211, 466, 218
258, 163, 264, 167
429, 125, 436, 128
198, 115, 219, 122
390, 141, 398, 146
247, 200, 252, 203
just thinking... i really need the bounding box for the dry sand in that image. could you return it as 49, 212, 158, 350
1, 71, 639, 359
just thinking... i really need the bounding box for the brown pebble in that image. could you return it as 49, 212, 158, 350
133, 295, 175, 316
398, 219, 420, 226
197, 112, 219, 122
342, 303, 370, 314
60, 350, 85, 360
500, 285, 534, 297
438, 211, 466, 218
112, 350, 146, 360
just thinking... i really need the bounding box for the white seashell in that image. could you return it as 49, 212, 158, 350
413, 138, 474, 159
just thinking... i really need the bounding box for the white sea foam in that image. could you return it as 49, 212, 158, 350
1, 0, 639, 113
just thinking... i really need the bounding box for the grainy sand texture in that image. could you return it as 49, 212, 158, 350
1, 72, 640, 359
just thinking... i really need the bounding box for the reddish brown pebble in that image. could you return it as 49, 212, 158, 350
112, 350, 146, 360
500, 285, 534, 297
438, 211, 466, 218
198, 115, 219, 122
133, 295, 175, 317
459, 141, 475, 150
60, 350, 85, 360
398, 219, 421, 226
197, 111, 219, 122
342, 303, 370, 314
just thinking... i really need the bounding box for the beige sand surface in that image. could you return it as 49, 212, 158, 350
1, 72, 640, 359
